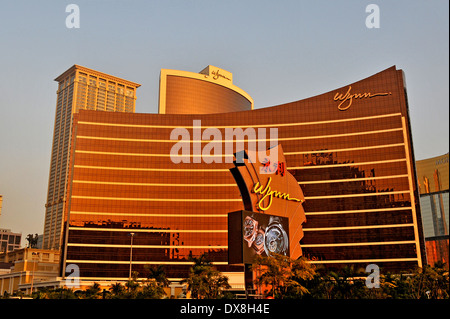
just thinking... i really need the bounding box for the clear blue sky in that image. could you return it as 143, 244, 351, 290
0, 0, 448, 245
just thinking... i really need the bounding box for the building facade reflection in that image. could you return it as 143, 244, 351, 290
416, 153, 449, 268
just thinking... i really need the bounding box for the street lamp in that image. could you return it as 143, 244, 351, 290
128, 232, 135, 280
30, 252, 40, 294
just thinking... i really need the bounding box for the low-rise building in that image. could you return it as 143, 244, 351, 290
0, 248, 60, 295
0, 229, 21, 253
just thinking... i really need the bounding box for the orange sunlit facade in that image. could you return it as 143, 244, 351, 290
416, 153, 449, 268
60, 66, 426, 282
43, 65, 140, 251
158, 65, 253, 114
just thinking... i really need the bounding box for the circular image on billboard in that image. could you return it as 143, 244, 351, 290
264, 218, 288, 256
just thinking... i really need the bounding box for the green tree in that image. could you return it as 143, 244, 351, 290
85, 282, 101, 299
362, 271, 400, 299
325, 266, 366, 299
109, 282, 125, 298
406, 264, 449, 299
138, 280, 166, 299
52, 288, 77, 299
141, 265, 170, 299
123, 271, 140, 298
145, 264, 170, 288
431, 262, 449, 299
252, 254, 316, 298
285, 257, 318, 298
183, 253, 231, 299
32, 287, 50, 299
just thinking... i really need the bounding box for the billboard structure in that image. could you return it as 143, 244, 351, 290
228, 210, 290, 264
229, 145, 307, 264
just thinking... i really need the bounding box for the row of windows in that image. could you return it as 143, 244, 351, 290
79, 106, 400, 125
74, 111, 403, 136
71, 154, 408, 174
77, 73, 136, 96
69, 164, 408, 184
76, 83, 135, 113
304, 208, 413, 228
68, 181, 409, 199
301, 225, 416, 244
0, 243, 21, 253
67, 229, 227, 246
301, 244, 418, 262
65, 243, 418, 265
69, 200, 242, 212
303, 193, 412, 212
73, 125, 404, 147
66, 246, 228, 262
301, 177, 410, 197
72, 144, 407, 168
0, 234, 21, 244
71, 184, 240, 198
67, 192, 412, 213
62, 263, 241, 279
67, 215, 229, 230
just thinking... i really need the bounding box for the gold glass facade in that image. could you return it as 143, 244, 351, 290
42, 65, 140, 250
416, 153, 449, 267
416, 153, 449, 238
158, 66, 253, 114
61, 66, 426, 281
416, 153, 449, 195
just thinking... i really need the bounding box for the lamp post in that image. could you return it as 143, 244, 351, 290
128, 232, 135, 280
30, 252, 39, 295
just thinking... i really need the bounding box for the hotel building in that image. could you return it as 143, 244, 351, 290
58, 65, 426, 283
42, 65, 140, 250
416, 153, 449, 267
158, 65, 253, 114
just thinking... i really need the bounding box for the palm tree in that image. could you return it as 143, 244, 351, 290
286, 257, 317, 298
85, 282, 101, 299
139, 279, 167, 299
145, 264, 170, 288
125, 271, 140, 295
32, 287, 50, 299
252, 254, 288, 297
252, 254, 316, 298
109, 282, 125, 297
323, 265, 367, 299
183, 253, 231, 299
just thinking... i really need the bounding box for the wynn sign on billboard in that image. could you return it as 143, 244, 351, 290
228, 144, 307, 264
